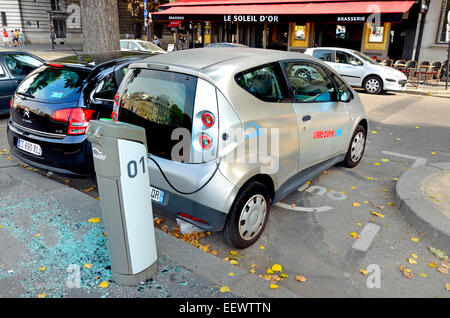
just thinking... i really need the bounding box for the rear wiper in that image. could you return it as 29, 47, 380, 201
16, 92, 35, 99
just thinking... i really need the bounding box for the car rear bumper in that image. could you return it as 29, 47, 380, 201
7, 119, 94, 177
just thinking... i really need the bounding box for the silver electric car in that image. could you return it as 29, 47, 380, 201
113, 48, 368, 248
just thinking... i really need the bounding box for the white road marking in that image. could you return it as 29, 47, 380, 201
381, 151, 427, 168
352, 223, 380, 252
275, 202, 333, 213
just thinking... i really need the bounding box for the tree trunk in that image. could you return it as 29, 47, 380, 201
80, 0, 121, 53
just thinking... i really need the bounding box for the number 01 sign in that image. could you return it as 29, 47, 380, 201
117, 139, 157, 274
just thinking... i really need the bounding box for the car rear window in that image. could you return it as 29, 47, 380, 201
17, 66, 89, 103
119, 68, 197, 159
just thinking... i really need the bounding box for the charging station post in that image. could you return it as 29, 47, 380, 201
86, 119, 158, 286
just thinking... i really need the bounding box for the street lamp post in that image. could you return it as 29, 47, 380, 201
414, 0, 431, 62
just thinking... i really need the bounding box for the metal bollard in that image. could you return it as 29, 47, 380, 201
86, 119, 157, 286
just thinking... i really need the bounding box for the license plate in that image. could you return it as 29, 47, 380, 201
17, 138, 42, 156
150, 187, 165, 204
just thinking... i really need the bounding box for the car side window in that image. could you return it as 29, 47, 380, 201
335, 51, 363, 66
3, 54, 42, 77
283, 61, 335, 103
129, 42, 139, 51
235, 63, 290, 103
93, 73, 117, 101
120, 41, 129, 50
0, 63, 5, 78
312, 50, 332, 62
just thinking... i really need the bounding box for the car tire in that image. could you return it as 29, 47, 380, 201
363, 75, 383, 94
220, 181, 270, 249
341, 124, 366, 168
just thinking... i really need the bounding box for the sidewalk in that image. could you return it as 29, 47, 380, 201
1, 43, 82, 61
403, 81, 450, 99
0, 154, 300, 298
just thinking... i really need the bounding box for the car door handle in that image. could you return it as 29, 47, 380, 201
302, 115, 311, 122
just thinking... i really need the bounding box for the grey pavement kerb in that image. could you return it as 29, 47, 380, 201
0, 155, 301, 298
395, 162, 450, 254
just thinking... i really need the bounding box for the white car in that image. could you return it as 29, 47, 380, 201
120, 39, 167, 55
304, 47, 407, 94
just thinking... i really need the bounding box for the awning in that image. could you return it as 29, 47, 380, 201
168, 20, 182, 28
152, 1, 415, 23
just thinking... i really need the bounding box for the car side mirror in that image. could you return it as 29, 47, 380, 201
337, 88, 352, 102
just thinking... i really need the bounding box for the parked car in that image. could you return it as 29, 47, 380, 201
7, 51, 155, 177
0, 51, 44, 115
120, 39, 167, 54
304, 47, 407, 94
113, 48, 368, 248
206, 42, 249, 48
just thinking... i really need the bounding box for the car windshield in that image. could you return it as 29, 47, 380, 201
17, 66, 89, 103
351, 51, 377, 64
136, 41, 165, 52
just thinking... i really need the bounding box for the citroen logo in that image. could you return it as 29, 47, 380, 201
23, 109, 30, 119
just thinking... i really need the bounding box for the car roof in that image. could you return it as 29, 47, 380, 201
138, 47, 312, 72
0, 50, 44, 60
308, 47, 357, 53
50, 51, 154, 70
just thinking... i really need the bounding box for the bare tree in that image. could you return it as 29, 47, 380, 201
80, 0, 121, 53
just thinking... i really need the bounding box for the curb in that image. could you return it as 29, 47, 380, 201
395, 162, 450, 254
402, 89, 450, 99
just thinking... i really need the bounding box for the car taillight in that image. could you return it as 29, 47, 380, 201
201, 112, 214, 128
51, 108, 95, 135
9, 97, 13, 117
200, 134, 212, 149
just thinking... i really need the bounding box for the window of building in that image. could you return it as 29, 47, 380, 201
51, 0, 63, 11
53, 19, 66, 38
283, 61, 335, 103
437, 0, 450, 43
235, 63, 289, 103
1, 12, 7, 27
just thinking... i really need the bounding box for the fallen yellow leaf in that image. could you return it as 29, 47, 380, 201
259, 246, 264, 250
408, 258, 417, 264
411, 254, 418, 259
374, 163, 380, 166
445, 283, 450, 291
35, 233, 41, 238
296, 275, 307, 283
99, 281, 109, 288
229, 260, 238, 265
88, 217, 100, 223
220, 286, 231, 293
269, 284, 279, 289
267, 268, 275, 274
250, 269, 256, 274
38, 266, 46, 271
429, 262, 439, 268
228, 272, 234, 277
352, 202, 360, 207
392, 178, 398, 181
411, 237, 419, 242
357, 222, 363, 226
37, 293, 47, 298
271, 264, 282, 272
349, 232, 360, 239
84, 263, 93, 269
229, 251, 238, 255
280, 273, 288, 278
420, 273, 427, 278
211, 250, 218, 256
381, 158, 389, 162
360, 269, 368, 275
371, 211, 385, 218
437, 267, 448, 274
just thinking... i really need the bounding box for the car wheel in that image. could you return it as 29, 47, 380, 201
220, 181, 270, 249
363, 76, 382, 94
341, 124, 366, 168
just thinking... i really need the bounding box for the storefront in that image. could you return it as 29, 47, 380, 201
152, 0, 416, 59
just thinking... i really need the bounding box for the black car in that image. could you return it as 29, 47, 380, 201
7, 51, 154, 177
0, 51, 44, 115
